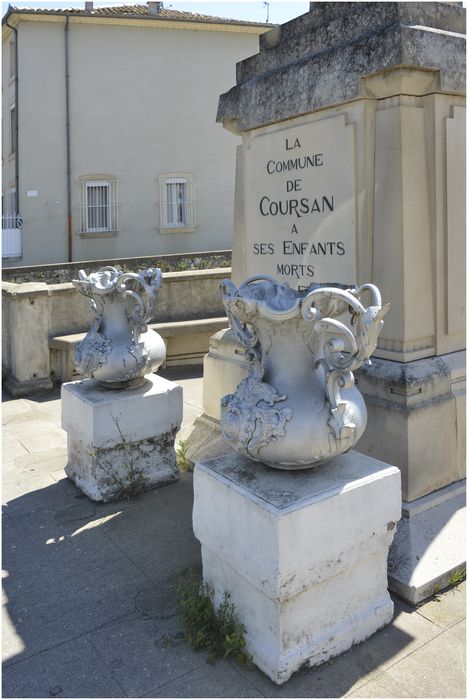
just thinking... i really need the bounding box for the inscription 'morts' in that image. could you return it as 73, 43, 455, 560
259, 195, 334, 217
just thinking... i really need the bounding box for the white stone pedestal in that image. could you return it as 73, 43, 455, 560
61, 375, 183, 502
193, 451, 401, 685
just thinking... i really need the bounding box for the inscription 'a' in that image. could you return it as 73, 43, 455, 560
286, 138, 301, 151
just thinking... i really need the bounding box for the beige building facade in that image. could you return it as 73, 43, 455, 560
1, 3, 269, 266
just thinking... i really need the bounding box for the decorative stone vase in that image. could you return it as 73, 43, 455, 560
73, 266, 166, 388
221, 275, 390, 470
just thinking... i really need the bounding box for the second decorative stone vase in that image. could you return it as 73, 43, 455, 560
221, 275, 390, 470
73, 266, 166, 388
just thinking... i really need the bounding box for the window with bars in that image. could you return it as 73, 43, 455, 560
159, 174, 195, 231
79, 178, 118, 234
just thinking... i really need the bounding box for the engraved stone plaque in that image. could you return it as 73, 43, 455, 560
239, 114, 356, 289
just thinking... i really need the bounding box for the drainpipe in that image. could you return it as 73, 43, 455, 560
65, 15, 73, 261
5, 18, 19, 216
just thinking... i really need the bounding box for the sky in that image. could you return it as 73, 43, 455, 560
2, 1, 311, 24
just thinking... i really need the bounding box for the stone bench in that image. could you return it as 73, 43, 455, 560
49, 317, 228, 385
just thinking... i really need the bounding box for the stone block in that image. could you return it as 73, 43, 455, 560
218, 2, 466, 131
356, 351, 466, 501
388, 480, 466, 604
61, 374, 182, 502
193, 451, 401, 684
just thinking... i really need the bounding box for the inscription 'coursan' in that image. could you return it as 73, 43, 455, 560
259, 195, 334, 217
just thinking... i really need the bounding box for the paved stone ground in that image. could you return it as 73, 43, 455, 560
2, 367, 466, 698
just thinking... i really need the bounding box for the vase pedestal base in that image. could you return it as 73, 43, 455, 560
61, 374, 183, 502
193, 451, 401, 685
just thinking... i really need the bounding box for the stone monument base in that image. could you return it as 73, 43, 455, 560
61, 374, 182, 502
388, 480, 466, 604
193, 451, 401, 685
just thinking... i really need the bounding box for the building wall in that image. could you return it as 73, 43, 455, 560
2, 30, 17, 215
2, 17, 262, 265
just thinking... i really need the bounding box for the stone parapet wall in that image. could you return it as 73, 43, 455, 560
2, 266, 231, 395
2, 250, 231, 285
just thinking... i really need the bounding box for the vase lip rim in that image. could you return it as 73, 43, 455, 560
223, 277, 353, 318
72, 265, 163, 295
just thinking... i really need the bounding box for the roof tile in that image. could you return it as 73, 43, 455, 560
6, 4, 272, 27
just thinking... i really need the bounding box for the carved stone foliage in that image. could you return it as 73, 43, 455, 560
73, 266, 166, 388
221, 359, 293, 460
221, 276, 389, 469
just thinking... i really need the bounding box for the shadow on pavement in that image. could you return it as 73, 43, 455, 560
1, 465, 418, 698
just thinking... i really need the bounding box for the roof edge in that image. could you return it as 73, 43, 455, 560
2, 5, 274, 30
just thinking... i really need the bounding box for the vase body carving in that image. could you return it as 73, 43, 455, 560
73, 266, 166, 388
221, 276, 389, 470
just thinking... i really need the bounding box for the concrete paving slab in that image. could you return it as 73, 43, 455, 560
2, 471, 61, 505
3, 479, 78, 519
3, 448, 68, 479
100, 476, 201, 585
2, 606, 26, 663
415, 580, 466, 628
2, 437, 30, 460
4, 555, 150, 664
334, 596, 447, 679
450, 618, 466, 646
3, 474, 81, 518
179, 402, 203, 429
18, 430, 67, 454
345, 670, 413, 697
6, 418, 64, 440
3, 505, 134, 601
23, 393, 62, 412
2, 399, 34, 423
144, 659, 265, 698
88, 614, 203, 696
384, 628, 466, 697
232, 654, 370, 698
2, 636, 125, 698
177, 378, 203, 409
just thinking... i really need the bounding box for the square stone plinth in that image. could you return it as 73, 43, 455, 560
61, 375, 182, 502
193, 451, 401, 684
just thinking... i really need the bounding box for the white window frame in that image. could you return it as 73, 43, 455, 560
159, 173, 195, 233
79, 177, 118, 235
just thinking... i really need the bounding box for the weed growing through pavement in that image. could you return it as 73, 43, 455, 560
175, 438, 192, 472
177, 570, 251, 666
448, 566, 466, 588
91, 414, 145, 500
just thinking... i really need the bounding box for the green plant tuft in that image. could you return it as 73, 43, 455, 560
175, 438, 192, 472
177, 571, 251, 665
448, 566, 466, 588
93, 414, 145, 500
